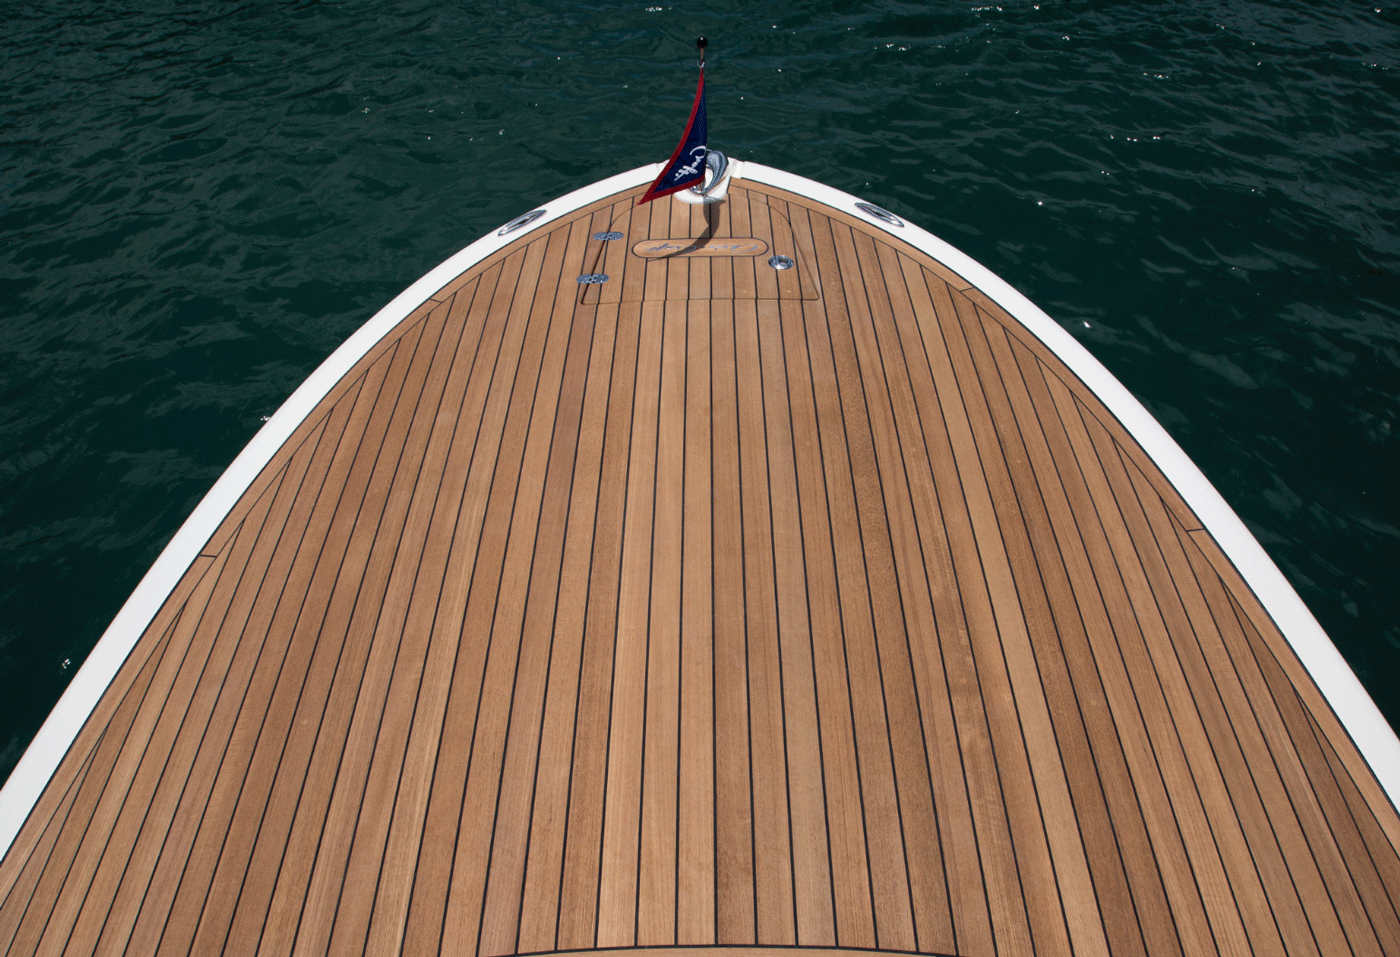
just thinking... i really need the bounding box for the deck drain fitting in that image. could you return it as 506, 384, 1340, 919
768, 255, 795, 271
498, 209, 547, 236
855, 202, 904, 227
577, 274, 609, 284
593, 231, 624, 241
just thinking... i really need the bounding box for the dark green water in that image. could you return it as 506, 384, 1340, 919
2, 0, 1398, 785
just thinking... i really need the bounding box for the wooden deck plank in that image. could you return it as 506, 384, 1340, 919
277, 293, 466, 956
83, 414, 336, 957
811, 217, 917, 952
331, 279, 519, 956
676, 300, 716, 946
780, 268, 877, 951
1076, 405, 1275, 957
356, 266, 527, 954
943, 280, 1108, 957
1037, 366, 1235, 957
179, 315, 427, 957
33, 468, 293, 957
475, 228, 601, 957
843, 230, 955, 955
881, 251, 999, 957
735, 297, 797, 947
710, 296, 756, 946
1124, 456, 1360, 957
1001, 328, 1186, 957
235, 293, 455, 957
643, 199, 671, 304
511, 298, 615, 956
7, 173, 1400, 957
592, 297, 664, 948
635, 298, 685, 947
552, 302, 641, 951
346, 275, 514, 955
971, 308, 1151, 957
688, 202, 713, 301
1185, 526, 1400, 855
392, 246, 553, 954
2, 607, 192, 957
913, 268, 1067, 957
1292, 669, 1400, 950
729, 191, 757, 302
1114, 441, 1325, 957
0, 750, 98, 957
760, 297, 836, 948
968, 291, 1203, 534
433, 228, 580, 957
1172, 518, 1392, 957
709, 198, 735, 302
142, 350, 395, 956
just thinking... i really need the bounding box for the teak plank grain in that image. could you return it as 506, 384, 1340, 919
592, 298, 664, 949
32, 471, 290, 957
636, 298, 685, 947
810, 217, 917, 952
1038, 369, 1226, 957
1174, 520, 1390, 957
346, 276, 508, 955
710, 296, 756, 946
371, 266, 531, 953
842, 230, 954, 955
151, 347, 397, 957
290, 293, 470, 957
241, 294, 454, 956
969, 309, 1145, 957
345, 269, 518, 956
435, 227, 581, 957
511, 299, 615, 956
729, 191, 757, 302
676, 300, 716, 946
1125, 458, 1356, 957
779, 285, 878, 950
1003, 330, 1185, 957
915, 270, 1063, 957
333, 283, 509, 955
760, 297, 836, 948
3, 606, 192, 957
883, 250, 1000, 957
398, 241, 553, 954
734, 298, 797, 947
0, 751, 99, 957
551, 303, 642, 952
8, 174, 1400, 957
475, 239, 600, 957
1076, 407, 1270, 957
85, 414, 335, 957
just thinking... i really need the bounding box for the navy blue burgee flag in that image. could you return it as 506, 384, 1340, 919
638, 66, 706, 205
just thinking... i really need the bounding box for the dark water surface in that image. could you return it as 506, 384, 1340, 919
2, 0, 1398, 784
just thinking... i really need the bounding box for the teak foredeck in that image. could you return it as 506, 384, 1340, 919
2, 173, 1397, 957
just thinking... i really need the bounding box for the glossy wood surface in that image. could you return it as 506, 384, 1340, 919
2, 179, 1397, 957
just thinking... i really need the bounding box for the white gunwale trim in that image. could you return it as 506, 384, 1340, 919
3, 160, 1395, 862
738, 160, 1400, 812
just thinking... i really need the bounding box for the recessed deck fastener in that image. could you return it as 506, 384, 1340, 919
577, 274, 609, 283
593, 231, 624, 241
768, 255, 794, 270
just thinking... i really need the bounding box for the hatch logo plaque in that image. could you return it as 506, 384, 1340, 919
632, 238, 769, 258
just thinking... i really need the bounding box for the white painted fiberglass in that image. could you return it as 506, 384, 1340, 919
2, 160, 1394, 862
